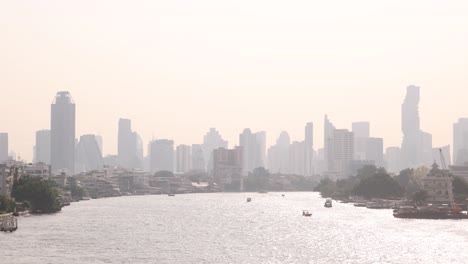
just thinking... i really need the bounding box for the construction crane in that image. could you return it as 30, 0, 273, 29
439, 148, 455, 209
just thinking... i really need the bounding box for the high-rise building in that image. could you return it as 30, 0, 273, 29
289, 141, 305, 175
203, 128, 228, 172
267, 131, 291, 173
75, 134, 103, 173
212, 147, 243, 191
304, 122, 314, 176
118, 118, 140, 168
352, 122, 370, 138
95, 135, 103, 154
324, 115, 336, 171
385, 147, 401, 174
352, 122, 370, 160
35, 130, 51, 164
453, 118, 468, 164
191, 144, 205, 172
51, 91, 75, 173
176, 145, 191, 173
401, 85, 423, 168
149, 139, 174, 173
421, 131, 433, 166
0, 133, 8, 163
366, 137, 384, 167
327, 129, 354, 179
239, 128, 265, 175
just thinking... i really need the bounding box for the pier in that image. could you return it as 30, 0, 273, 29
0, 215, 18, 232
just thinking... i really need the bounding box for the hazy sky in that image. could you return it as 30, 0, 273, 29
1, 0, 468, 161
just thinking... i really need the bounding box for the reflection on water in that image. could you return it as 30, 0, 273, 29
2, 193, 468, 264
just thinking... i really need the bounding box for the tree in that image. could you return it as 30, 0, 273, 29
0, 195, 16, 213
12, 177, 61, 213
411, 190, 427, 205
352, 172, 403, 199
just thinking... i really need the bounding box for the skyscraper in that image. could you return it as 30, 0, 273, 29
304, 122, 314, 176
212, 147, 243, 191
453, 118, 468, 164
401, 85, 422, 168
0, 133, 8, 163
366, 137, 384, 167
149, 139, 174, 173
352, 122, 370, 138
352, 122, 370, 160
51, 91, 75, 173
385, 147, 401, 174
191, 144, 205, 172
118, 118, 138, 168
239, 128, 265, 175
95, 134, 103, 154
324, 115, 336, 171
176, 144, 192, 173
75, 134, 103, 173
267, 131, 290, 173
327, 129, 354, 179
35, 129, 51, 164
202, 128, 228, 172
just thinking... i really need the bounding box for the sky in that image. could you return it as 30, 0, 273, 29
1, 0, 468, 162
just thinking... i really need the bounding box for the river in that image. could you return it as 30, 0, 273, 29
2, 192, 468, 264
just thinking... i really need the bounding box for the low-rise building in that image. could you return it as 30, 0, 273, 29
421, 163, 452, 203
24, 163, 51, 178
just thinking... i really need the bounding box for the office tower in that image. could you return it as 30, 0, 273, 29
352, 122, 370, 138
289, 141, 305, 175
212, 147, 243, 191
453, 118, 468, 164
51, 91, 75, 173
118, 118, 140, 168
327, 129, 354, 179
35, 129, 51, 164
304, 122, 314, 176
176, 145, 192, 173
203, 128, 228, 172
401, 85, 422, 168
191, 144, 205, 172
0, 133, 8, 162
267, 131, 291, 174
255, 131, 267, 169
75, 134, 103, 173
239, 128, 265, 175
352, 122, 370, 160
421, 131, 433, 166
135, 132, 144, 168
95, 135, 103, 154
385, 147, 402, 174
366, 138, 384, 167
324, 115, 336, 171
150, 139, 174, 173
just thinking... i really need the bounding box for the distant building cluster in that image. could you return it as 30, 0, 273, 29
2, 86, 468, 195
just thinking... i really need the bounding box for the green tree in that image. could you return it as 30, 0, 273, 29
12, 177, 61, 214
411, 190, 427, 205
352, 172, 403, 199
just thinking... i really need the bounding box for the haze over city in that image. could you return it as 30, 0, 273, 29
1, 0, 468, 161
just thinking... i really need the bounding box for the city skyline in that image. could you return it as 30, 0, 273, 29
1, 86, 468, 164
1, 1, 468, 161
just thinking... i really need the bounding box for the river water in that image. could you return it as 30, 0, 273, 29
2, 192, 468, 264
